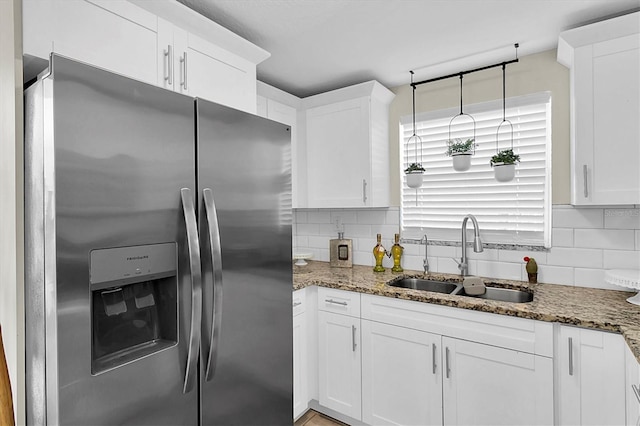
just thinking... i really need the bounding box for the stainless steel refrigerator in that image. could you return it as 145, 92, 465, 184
25, 54, 293, 425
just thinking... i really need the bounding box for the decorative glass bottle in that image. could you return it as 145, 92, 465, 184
373, 234, 387, 272
390, 233, 404, 273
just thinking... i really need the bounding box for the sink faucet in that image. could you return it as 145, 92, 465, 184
421, 234, 429, 274
453, 214, 483, 276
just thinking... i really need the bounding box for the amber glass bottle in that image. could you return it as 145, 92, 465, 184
390, 233, 404, 273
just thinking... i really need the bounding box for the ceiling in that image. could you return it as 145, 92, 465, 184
177, 0, 639, 98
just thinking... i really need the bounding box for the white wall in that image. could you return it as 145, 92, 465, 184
0, 0, 24, 423
294, 205, 640, 291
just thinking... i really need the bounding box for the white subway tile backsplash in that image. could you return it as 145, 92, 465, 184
385, 208, 400, 225
331, 210, 358, 225
498, 250, 547, 265
307, 236, 329, 249
551, 228, 574, 247
604, 208, 640, 229
296, 223, 319, 236
539, 265, 574, 286
553, 206, 603, 229
574, 268, 622, 291
475, 260, 521, 281
437, 257, 461, 275
295, 210, 308, 224
574, 228, 635, 250
293, 205, 639, 291
547, 247, 603, 268
467, 248, 500, 261
603, 250, 640, 270
357, 209, 387, 225
307, 210, 331, 224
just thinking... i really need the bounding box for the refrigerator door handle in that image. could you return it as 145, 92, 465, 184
181, 188, 202, 394
202, 188, 223, 382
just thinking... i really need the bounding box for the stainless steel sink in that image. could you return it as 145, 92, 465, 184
388, 278, 462, 295
460, 286, 534, 303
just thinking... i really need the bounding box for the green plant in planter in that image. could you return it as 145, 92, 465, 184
490, 149, 520, 166
445, 138, 476, 156
404, 163, 425, 173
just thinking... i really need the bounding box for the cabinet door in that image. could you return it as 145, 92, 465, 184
318, 311, 361, 420
557, 326, 627, 425
361, 320, 442, 426
184, 33, 257, 113
293, 305, 308, 419
306, 97, 371, 208
24, 0, 159, 85
626, 345, 640, 426
573, 34, 640, 205
442, 337, 553, 426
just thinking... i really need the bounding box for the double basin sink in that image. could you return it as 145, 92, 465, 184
388, 277, 534, 303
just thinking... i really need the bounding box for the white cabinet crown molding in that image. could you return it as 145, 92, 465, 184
301, 80, 394, 110
557, 11, 640, 67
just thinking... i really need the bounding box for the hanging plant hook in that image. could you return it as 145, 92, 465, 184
405, 71, 425, 190
447, 73, 476, 155
495, 63, 514, 154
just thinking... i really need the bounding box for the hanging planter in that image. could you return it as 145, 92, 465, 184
405, 71, 425, 189
446, 138, 477, 172
404, 163, 425, 188
492, 64, 519, 183
445, 75, 476, 172
490, 148, 520, 182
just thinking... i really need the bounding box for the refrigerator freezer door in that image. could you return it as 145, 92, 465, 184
196, 99, 293, 425
25, 55, 199, 425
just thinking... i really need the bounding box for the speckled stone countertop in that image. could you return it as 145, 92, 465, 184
293, 261, 640, 362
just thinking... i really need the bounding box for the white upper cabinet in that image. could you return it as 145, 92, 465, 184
558, 12, 640, 205
23, 0, 159, 85
302, 81, 394, 208
23, 0, 269, 113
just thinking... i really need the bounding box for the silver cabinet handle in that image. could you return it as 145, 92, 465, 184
164, 45, 173, 85
632, 384, 640, 404
583, 165, 588, 198
293, 301, 302, 307
445, 347, 451, 379
362, 179, 367, 204
180, 188, 202, 394
568, 337, 574, 376
352, 325, 357, 352
203, 188, 223, 382
432, 343, 437, 375
180, 51, 188, 90
325, 299, 347, 306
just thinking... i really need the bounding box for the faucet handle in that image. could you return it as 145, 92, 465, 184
451, 257, 464, 270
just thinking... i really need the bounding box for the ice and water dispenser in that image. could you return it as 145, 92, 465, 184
90, 243, 178, 374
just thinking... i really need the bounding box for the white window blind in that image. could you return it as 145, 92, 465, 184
400, 92, 552, 247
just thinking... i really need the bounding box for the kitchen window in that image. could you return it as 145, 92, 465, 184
400, 92, 552, 248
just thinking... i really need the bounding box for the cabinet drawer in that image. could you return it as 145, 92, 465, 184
318, 287, 361, 317
293, 288, 306, 317
361, 293, 553, 357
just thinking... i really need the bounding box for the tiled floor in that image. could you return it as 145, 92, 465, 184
294, 410, 347, 426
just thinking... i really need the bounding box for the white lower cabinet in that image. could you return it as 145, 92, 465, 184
626, 344, 640, 426
318, 310, 361, 420
361, 320, 442, 426
293, 289, 308, 420
442, 337, 553, 425
557, 325, 627, 425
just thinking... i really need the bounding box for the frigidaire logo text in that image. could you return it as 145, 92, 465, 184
127, 255, 149, 261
